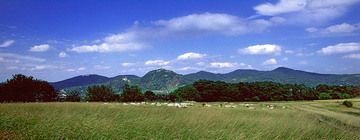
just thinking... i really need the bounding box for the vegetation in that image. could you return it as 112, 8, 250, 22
343, 100, 353, 107
86, 85, 118, 102
121, 84, 144, 102
171, 80, 359, 102
1, 74, 359, 103
0, 74, 57, 102
0, 99, 359, 139
64, 90, 81, 102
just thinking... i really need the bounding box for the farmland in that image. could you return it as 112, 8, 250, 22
1, 99, 360, 140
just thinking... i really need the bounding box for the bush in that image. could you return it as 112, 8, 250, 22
337, 93, 351, 99
342, 101, 353, 107
319, 92, 331, 100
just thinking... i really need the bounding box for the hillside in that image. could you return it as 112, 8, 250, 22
51, 67, 360, 93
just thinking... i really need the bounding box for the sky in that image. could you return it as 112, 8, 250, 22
1, 0, 360, 82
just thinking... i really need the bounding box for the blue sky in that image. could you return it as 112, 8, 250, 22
1, 0, 360, 82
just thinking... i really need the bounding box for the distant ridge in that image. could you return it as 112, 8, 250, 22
51, 67, 360, 92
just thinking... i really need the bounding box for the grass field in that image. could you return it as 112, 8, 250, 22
1, 99, 360, 140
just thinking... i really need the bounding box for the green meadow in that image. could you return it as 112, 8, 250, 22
1, 99, 360, 140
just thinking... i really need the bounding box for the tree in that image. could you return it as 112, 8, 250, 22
66, 90, 81, 102
0, 74, 57, 102
87, 85, 115, 102
144, 90, 156, 101
121, 84, 144, 102
171, 85, 200, 101
319, 92, 331, 100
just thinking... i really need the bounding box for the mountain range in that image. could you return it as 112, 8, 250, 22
51, 67, 360, 93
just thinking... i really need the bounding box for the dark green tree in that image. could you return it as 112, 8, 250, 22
121, 84, 144, 102
87, 85, 115, 102
0, 74, 57, 102
66, 90, 81, 102
144, 90, 156, 101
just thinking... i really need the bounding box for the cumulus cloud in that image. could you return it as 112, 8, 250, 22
210, 62, 236, 68
318, 42, 360, 55
344, 53, 360, 59
254, 0, 360, 24
262, 58, 278, 65
240, 44, 281, 55
70, 32, 147, 53
70, 13, 283, 53
145, 60, 170, 66
154, 12, 279, 36
306, 23, 360, 34
58, 51, 67, 58
177, 52, 206, 60
0, 40, 15, 47
29, 44, 50, 52
254, 0, 307, 16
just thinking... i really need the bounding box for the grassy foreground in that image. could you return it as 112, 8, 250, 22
1, 99, 360, 140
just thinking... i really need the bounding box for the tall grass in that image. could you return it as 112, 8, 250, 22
0, 100, 359, 139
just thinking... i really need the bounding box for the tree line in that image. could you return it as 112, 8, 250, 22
171, 80, 360, 102
1, 74, 359, 102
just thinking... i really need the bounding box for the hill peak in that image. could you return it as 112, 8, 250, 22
272, 67, 295, 72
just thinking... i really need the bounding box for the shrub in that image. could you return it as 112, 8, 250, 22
342, 101, 353, 107
319, 92, 331, 100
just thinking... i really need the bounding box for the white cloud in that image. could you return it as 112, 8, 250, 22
262, 58, 278, 65
307, 23, 360, 34
344, 53, 360, 59
0, 52, 45, 62
29, 44, 50, 52
78, 67, 86, 71
318, 42, 360, 55
58, 51, 67, 58
238, 63, 253, 69
70, 32, 147, 53
121, 62, 135, 67
66, 69, 76, 72
70, 12, 284, 53
30, 65, 57, 71
177, 52, 206, 60
210, 62, 236, 68
305, 27, 318, 33
240, 44, 281, 55
178, 66, 200, 71
325, 23, 359, 33
0, 40, 15, 47
145, 60, 170, 66
254, 0, 307, 16
154, 13, 277, 36
196, 62, 205, 66
254, 0, 360, 24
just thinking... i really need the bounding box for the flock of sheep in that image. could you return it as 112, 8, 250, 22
103, 102, 287, 110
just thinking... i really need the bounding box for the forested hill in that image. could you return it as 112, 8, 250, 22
51, 67, 360, 92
